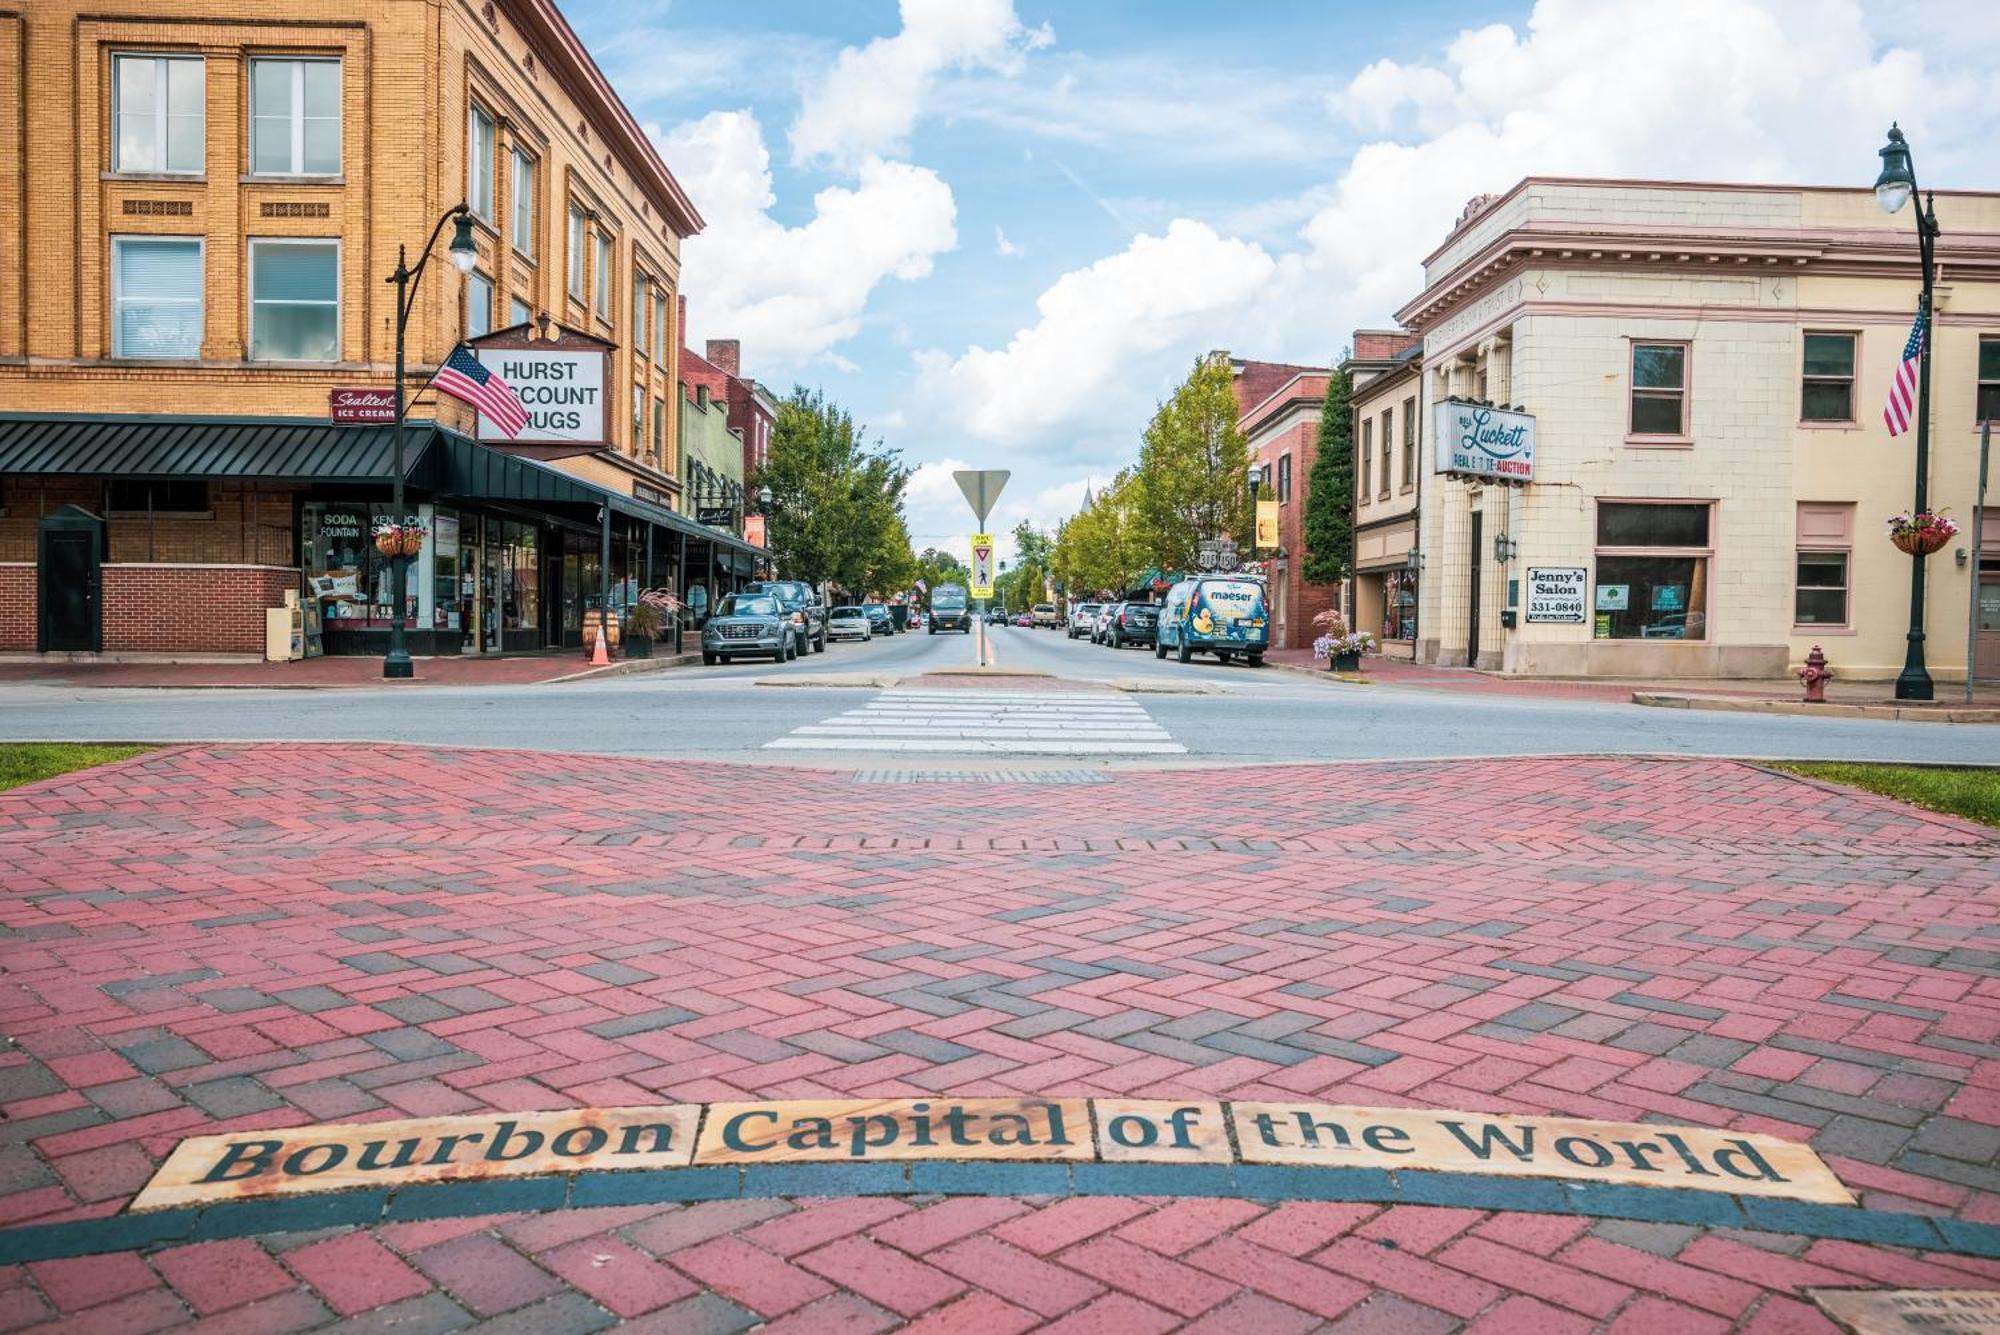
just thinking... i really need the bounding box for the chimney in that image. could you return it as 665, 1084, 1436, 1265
706, 339, 740, 377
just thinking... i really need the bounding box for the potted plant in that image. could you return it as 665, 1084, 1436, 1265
372, 517, 403, 558
623, 600, 662, 658
1886, 510, 1958, 557
1311, 611, 1376, 672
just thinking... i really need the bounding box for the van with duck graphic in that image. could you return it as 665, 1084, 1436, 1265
1156, 576, 1269, 666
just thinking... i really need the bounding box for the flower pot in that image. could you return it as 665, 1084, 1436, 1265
374, 532, 401, 557
1891, 529, 1951, 557
399, 531, 425, 557
1332, 650, 1361, 672
623, 633, 652, 658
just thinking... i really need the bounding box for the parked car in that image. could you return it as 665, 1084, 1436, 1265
928, 583, 973, 633
1067, 603, 1102, 639
1155, 576, 1270, 666
861, 604, 896, 636
1013, 613, 1033, 627
827, 606, 873, 642
743, 580, 826, 655
701, 593, 795, 665
1032, 603, 1060, 628
1091, 604, 1117, 644
1106, 601, 1158, 649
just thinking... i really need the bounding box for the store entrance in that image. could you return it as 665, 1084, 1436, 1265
1467, 511, 1483, 666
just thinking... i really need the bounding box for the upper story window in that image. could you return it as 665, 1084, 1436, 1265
249, 238, 338, 362
511, 149, 535, 257
1379, 409, 1393, 499
112, 236, 202, 358
1629, 342, 1688, 437
1801, 333, 1856, 422
509, 295, 533, 328
1401, 395, 1416, 487
114, 55, 204, 174
633, 272, 650, 359
250, 58, 340, 177
1359, 417, 1373, 502
594, 231, 613, 321
1980, 336, 2000, 424
1277, 452, 1292, 504
567, 205, 587, 299
653, 291, 668, 363
467, 105, 496, 221
465, 271, 493, 339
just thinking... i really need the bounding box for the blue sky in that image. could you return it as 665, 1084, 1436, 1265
568, 0, 2000, 562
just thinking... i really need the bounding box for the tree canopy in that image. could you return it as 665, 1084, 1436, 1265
752, 387, 911, 598
1134, 355, 1251, 574
1300, 367, 1354, 586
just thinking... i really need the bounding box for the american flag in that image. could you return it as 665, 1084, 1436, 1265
1882, 306, 1927, 437
431, 345, 530, 439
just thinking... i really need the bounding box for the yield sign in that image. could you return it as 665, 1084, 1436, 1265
953, 470, 1010, 529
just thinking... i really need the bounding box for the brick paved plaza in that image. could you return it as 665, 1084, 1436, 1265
1, 745, 1997, 1331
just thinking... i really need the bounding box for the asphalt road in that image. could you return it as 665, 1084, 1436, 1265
1, 620, 1992, 764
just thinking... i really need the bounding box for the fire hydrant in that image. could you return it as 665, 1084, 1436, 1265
1798, 645, 1833, 703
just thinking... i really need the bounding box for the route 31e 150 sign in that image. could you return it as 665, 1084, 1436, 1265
1525, 567, 1587, 623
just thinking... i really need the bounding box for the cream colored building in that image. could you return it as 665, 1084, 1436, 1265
1400, 177, 2000, 681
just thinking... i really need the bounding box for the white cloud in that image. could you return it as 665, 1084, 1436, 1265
911, 219, 1275, 452
789, 0, 1054, 169
655, 110, 958, 370
900, 0, 2000, 526
994, 226, 1023, 259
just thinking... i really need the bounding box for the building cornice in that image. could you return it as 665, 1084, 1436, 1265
1399, 219, 2000, 331
1240, 371, 1329, 434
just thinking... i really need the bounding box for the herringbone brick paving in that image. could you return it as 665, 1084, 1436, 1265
0, 744, 1997, 1331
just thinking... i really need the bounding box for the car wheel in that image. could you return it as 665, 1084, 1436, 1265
1177, 640, 1192, 664
928, 625, 936, 634
1249, 653, 1265, 667
1154, 641, 1166, 659
702, 652, 717, 666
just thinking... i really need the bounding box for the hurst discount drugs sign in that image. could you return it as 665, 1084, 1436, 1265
130, 1098, 1850, 1211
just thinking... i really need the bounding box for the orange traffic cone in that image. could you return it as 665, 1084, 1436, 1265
588, 623, 611, 666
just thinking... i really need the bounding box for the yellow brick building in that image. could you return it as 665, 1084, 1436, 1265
0, 0, 761, 657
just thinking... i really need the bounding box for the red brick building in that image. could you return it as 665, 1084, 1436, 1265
1225, 356, 1329, 650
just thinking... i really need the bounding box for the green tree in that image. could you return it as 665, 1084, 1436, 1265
752, 387, 909, 596
1053, 468, 1144, 599
1135, 355, 1250, 573
1300, 367, 1354, 586
914, 546, 969, 593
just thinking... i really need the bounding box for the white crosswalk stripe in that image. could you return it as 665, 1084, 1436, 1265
764, 688, 1185, 754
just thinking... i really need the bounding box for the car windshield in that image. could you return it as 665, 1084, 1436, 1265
751, 582, 809, 604
933, 586, 967, 608
717, 595, 779, 617
830, 607, 864, 617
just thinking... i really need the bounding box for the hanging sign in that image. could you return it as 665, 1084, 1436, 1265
466, 325, 614, 450
1434, 399, 1536, 482
329, 388, 395, 425
1256, 500, 1280, 550
970, 534, 996, 598
744, 514, 766, 547
1524, 567, 1587, 623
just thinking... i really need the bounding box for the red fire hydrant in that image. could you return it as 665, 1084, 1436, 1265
1798, 645, 1833, 703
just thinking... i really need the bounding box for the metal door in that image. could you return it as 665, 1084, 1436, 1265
38, 507, 103, 652
1467, 512, 1483, 666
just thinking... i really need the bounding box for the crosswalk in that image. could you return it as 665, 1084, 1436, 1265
764, 688, 1185, 754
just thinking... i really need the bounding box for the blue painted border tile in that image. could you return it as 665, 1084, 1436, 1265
384, 1175, 566, 1221
1073, 1164, 1235, 1197
742, 1163, 910, 1198
192, 1190, 387, 1239
569, 1168, 740, 1207
1563, 1183, 1746, 1227
1233, 1165, 1397, 1202
1396, 1171, 1570, 1213
1740, 1198, 1945, 1249
910, 1162, 1070, 1196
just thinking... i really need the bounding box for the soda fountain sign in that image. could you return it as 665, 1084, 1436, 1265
1434, 398, 1536, 482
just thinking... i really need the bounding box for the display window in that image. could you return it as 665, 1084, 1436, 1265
1593, 501, 1712, 640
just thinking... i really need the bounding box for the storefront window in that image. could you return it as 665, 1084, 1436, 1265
301, 501, 429, 629
1595, 501, 1711, 641
1383, 570, 1418, 641
506, 521, 538, 630
432, 511, 461, 635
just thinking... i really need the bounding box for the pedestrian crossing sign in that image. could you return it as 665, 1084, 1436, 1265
970, 534, 995, 598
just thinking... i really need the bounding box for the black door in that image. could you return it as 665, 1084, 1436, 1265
38, 507, 104, 652
1467, 511, 1483, 667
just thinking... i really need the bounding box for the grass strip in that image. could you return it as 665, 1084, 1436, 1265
1769, 761, 2000, 829
0, 743, 151, 792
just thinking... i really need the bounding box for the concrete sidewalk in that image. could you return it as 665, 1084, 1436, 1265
0, 648, 699, 689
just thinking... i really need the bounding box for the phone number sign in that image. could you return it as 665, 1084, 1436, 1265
1525, 567, 1587, 623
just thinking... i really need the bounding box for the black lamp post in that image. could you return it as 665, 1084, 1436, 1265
1247, 464, 1263, 562
382, 202, 478, 679
757, 485, 774, 576
1875, 123, 1938, 701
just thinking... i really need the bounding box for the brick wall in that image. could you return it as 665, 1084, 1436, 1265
0, 565, 33, 651
1, 478, 297, 564
100, 565, 298, 655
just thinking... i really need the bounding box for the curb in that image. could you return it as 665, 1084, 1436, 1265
1634, 691, 2000, 724
542, 651, 703, 684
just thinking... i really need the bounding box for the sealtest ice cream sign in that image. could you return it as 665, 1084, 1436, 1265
1434, 399, 1536, 482
473, 346, 606, 445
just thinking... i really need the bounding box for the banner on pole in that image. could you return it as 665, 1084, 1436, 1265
970, 534, 996, 598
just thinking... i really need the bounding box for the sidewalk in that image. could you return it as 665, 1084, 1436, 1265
0, 648, 697, 689
1266, 647, 2000, 713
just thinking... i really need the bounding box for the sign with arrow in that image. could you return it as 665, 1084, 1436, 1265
969, 533, 996, 598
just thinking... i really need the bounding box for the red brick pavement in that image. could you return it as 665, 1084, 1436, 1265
1, 745, 1997, 1331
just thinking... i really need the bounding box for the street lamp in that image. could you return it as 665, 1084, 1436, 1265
381, 202, 477, 679
1246, 464, 1263, 562
1874, 122, 1939, 701
756, 486, 774, 576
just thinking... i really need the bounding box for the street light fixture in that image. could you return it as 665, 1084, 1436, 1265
1873, 122, 1940, 701
1246, 464, 1263, 556
381, 201, 476, 680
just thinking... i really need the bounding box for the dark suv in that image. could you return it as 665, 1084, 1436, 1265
743, 580, 827, 654
1106, 601, 1158, 649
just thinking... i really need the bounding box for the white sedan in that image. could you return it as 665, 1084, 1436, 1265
826, 606, 874, 642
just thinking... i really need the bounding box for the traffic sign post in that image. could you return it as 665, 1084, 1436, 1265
953, 471, 1009, 668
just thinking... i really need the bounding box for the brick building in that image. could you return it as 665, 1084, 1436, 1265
0, 0, 762, 658
1221, 355, 1329, 649
1400, 177, 2000, 680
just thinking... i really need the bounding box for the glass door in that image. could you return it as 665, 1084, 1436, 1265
481, 530, 503, 653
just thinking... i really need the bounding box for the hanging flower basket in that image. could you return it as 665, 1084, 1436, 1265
374, 531, 402, 557
1886, 510, 1958, 557
399, 529, 426, 557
